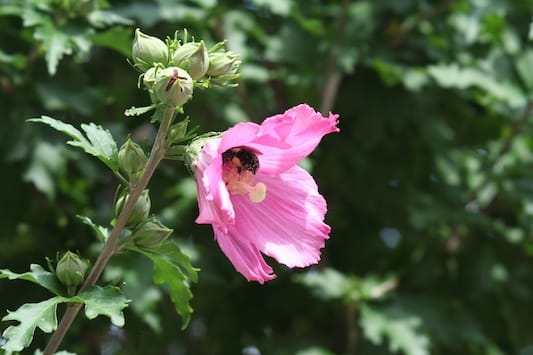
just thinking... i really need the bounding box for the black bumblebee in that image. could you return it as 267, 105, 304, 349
222, 147, 260, 174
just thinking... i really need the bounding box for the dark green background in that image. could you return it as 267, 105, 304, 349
1, 0, 533, 354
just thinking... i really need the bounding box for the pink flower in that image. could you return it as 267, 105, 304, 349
192, 104, 339, 283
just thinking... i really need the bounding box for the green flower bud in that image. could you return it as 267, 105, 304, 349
118, 139, 147, 179
56, 251, 89, 289
172, 41, 209, 80
132, 218, 173, 248
152, 67, 193, 107
115, 189, 151, 228
132, 28, 169, 72
207, 51, 240, 77
142, 67, 158, 90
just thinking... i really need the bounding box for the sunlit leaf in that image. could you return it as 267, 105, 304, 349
295, 268, 352, 300
29, 116, 119, 172
1, 297, 64, 353
0, 264, 64, 296
139, 242, 199, 328
23, 142, 68, 200
77, 215, 109, 242
75, 285, 130, 327
360, 304, 431, 355
34, 22, 74, 75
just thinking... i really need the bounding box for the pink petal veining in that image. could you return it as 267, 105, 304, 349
193, 103, 339, 283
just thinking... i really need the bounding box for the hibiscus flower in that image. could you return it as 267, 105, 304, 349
189, 104, 339, 283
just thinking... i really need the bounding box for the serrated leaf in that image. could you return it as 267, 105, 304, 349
360, 304, 430, 355
75, 285, 130, 327
140, 242, 199, 328
34, 22, 74, 75
77, 123, 119, 171
77, 215, 109, 242
152, 242, 199, 283
0, 264, 64, 296
29, 116, 119, 172
1, 297, 64, 352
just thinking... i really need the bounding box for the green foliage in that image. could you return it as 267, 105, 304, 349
2, 297, 62, 352
2, 0, 533, 354
74, 285, 129, 327
360, 304, 430, 355
29, 116, 120, 172
138, 241, 199, 329
1, 281, 128, 353
0, 264, 64, 296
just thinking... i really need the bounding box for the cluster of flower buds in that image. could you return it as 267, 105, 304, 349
114, 188, 173, 249
131, 28, 241, 108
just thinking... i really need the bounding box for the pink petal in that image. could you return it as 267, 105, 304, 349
227, 165, 330, 271
213, 225, 276, 283
194, 139, 235, 225
217, 104, 339, 176
253, 104, 339, 175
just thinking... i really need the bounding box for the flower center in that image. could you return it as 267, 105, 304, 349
222, 147, 266, 203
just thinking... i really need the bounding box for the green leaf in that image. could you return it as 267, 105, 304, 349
29, 116, 120, 172
23, 141, 68, 200
1, 297, 64, 353
34, 21, 74, 75
0, 264, 64, 296
75, 285, 130, 327
139, 242, 199, 328
427, 64, 525, 108
295, 268, 352, 301
296, 268, 397, 303
516, 49, 533, 92
87, 9, 134, 28
91, 26, 133, 57
34, 350, 76, 355
76, 123, 119, 170
360, 304, 431, 355
77, 215, 109, 242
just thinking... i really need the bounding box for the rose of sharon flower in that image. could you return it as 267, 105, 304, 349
190, 104, 339, 283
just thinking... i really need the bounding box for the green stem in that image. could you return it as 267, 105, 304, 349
43, 106, 176, 355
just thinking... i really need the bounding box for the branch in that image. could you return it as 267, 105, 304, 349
42, 106, 176, 355
320, 0, 350, 116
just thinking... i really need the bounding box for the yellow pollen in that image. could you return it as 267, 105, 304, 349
222, 166, 266, 203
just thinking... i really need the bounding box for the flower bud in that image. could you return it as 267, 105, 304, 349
207, 51, 239, 77
56, 251, 89, 289
142, 67, 157, 90
131, 218, 173, 248
115, 189, 151, 228
132, 28, 169, 72
172, 41, 209, 80
152, 67, 193, 107
118, 139, 147, 179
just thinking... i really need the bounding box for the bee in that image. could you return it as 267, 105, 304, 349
222, 147, 260, 174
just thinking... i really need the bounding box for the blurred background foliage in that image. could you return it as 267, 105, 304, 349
1, 0, 533, 354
